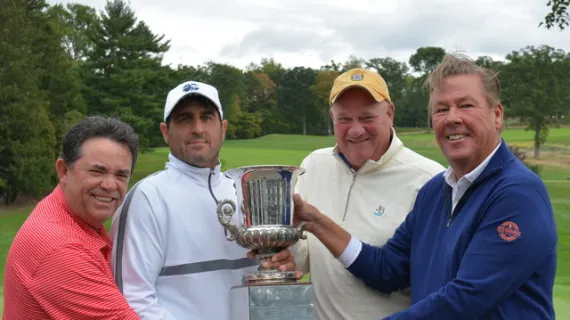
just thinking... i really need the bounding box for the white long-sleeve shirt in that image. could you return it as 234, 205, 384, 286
110, 153, 257, 320
291, 130, 446, 320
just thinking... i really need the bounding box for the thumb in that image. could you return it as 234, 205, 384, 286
293, 193, 303, 204
293, 193, 305, 209
293, 193, 303, 223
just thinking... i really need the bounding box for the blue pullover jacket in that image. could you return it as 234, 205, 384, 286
348, 140, 558, 319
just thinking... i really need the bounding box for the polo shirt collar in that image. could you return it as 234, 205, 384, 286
53, 185, 111, 252
444, 139, 502, 187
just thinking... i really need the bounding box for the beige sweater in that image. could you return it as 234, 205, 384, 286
292, 131, 445, 320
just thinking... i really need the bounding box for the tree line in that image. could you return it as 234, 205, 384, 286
1, 0, 569, 204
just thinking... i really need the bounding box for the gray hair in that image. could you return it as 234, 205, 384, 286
424, 52, 501, 109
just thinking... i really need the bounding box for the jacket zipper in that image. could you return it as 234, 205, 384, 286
446, 180, 479, 227
208, 168, 219, 203
341, 173, 357, 221
208, 168, 228, 237
446, 194, 457, 227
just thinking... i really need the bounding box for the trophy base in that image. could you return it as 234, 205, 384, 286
230, 281, 314, 320
244, 269, 297, 284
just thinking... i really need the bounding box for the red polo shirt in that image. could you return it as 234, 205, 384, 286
3, 185, 139, 319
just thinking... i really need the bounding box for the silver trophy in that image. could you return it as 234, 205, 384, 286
216, 165, 308, 283
218, 165, 315, 319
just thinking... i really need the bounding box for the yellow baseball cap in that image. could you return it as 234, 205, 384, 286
329, 68, 391, 105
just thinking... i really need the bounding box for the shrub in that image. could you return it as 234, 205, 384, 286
507, 144, 542, 176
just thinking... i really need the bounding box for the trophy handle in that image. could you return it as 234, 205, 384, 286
216, 199, 239, 241
295, 221, 308, 240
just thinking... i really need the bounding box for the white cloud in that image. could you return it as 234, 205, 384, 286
49, 0, 570, 69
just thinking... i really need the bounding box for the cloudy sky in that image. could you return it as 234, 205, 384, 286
48, 0, 570, 70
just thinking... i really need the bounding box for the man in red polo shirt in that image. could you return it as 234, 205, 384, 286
3, 116, 140, 319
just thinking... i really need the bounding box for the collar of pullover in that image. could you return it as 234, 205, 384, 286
165, 153, 223, 187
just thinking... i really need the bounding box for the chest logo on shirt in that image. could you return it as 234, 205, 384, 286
497, 221, 521, 242
373, 205, 385, 217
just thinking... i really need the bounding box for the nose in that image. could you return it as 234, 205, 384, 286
100, 174, 117, 191
347, 122, 366, 137
444, 106, 463, 126
192, 119, 205, 134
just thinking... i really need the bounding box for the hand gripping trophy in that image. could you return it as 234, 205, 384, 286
216, 165, 315, 320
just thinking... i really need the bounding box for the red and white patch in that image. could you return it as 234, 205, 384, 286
497, 221, 521, 242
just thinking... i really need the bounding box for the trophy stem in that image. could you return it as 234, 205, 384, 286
244, 270, 298, 284
243, 250, 298, 284
256, 248, 280, 260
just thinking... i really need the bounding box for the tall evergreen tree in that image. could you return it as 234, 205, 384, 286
82, 0, 171, 149
40, 4, 88, 157
0, 0, 57, 204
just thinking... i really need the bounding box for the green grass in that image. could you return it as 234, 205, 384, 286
2, 127, 570, 318
0, 210, 32, 317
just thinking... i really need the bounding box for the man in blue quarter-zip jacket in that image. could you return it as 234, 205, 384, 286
291, 53, 557, 320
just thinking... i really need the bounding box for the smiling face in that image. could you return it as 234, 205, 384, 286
56, 137, 132, 229
160, 98, 227, 168
431, 73, 503, 178
330, 87, 394, 170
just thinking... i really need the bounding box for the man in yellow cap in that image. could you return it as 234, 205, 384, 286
291, 68, 445, 320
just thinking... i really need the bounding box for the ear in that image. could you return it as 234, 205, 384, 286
494, 103, 504, 131
55, 158, 69, 184
386, 102, 395, 121
159, 122, 169, 145
221, 119, 228, 139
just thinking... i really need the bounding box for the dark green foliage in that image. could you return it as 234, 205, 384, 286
0, 0, 58, 204
540, 0, 569, 30
80, 0, 170, 150
501, 45, 570, 159
1, 0, 570, 204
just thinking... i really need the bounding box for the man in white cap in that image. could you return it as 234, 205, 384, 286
110, 81, 299, 319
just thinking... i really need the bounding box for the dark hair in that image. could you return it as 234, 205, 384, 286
61, 116, 140, 171
166, 94, 221, 126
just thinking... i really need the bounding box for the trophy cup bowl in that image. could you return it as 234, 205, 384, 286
216, 165, 307, 284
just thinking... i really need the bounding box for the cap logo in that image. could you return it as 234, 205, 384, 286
183, 83, 199, 92
351, 74, 363, 81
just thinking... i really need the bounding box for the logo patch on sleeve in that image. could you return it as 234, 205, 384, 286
497, 221, 521, 241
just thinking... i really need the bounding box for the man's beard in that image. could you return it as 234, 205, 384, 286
183, 146, 220, 168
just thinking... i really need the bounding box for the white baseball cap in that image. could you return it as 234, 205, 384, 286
163, 81, 223, 121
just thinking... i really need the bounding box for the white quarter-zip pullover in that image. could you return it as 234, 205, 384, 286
111, 153, 257, 320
